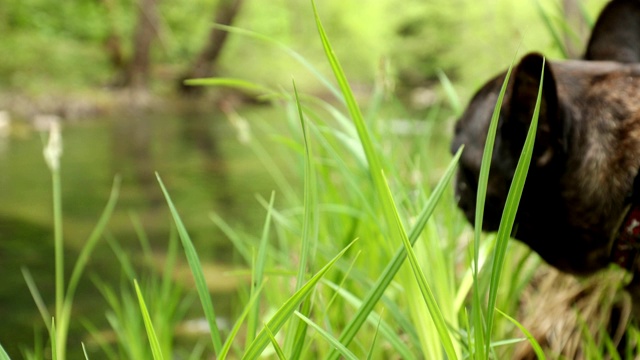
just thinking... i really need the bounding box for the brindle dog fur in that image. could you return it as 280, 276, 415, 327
451, 0, 640, 313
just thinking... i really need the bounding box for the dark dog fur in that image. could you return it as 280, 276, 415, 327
451, 0, 640, 294
585, 0, 640, 62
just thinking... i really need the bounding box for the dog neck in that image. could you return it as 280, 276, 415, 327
610, 171, 640, 271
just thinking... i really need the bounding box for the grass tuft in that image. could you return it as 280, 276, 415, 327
134, 279, 165, 360
156, 173, 223, 355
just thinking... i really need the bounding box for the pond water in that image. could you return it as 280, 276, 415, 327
0, 104, 294, 357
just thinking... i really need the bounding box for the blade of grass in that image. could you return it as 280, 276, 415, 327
323, 281, 416, 360
472, 58, 515, 358
42, 119, 64, 360
81, 343, 89, 360
265, 323, 287, 360
453, 239, 494, 312
294, 311, 359, 360
534, 0, 568, 58
326, 147, 462, 360
184, 77, 274, 95
246, 191, 275, 346
219, 282, 267, 360
287, 299, 312, 359
208, 24, 342, 101
496, 309, 545, 359
577, 314, 600, 360
209, 213, 251, 263
241, 239, 356, 360
284, 80, 319, 359
0, 343, 10, 360
59, 176, 121, 350
21, 268, 51, 332
156, 173, 223, 355
65, 175, 122, 297
437, 70, 462, 116
130, 212, 154, 267
50, 318, 57, 360
602, 332, 622, 360
365, 309, 384, 360
81, 319, 119, 360
380, 170, 458, 360
485, 59, 544, 358
310, 0, 384, 190
134, 279, 164, 360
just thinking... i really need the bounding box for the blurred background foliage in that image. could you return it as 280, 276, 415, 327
0, 0, 605, 101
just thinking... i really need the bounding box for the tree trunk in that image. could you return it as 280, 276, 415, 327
126, 0, 159, 91
100, 0, 126, 86
178, 0, 244, 96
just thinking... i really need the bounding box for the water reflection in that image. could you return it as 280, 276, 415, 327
0, 105, 281, 358
111, 111, 163, 208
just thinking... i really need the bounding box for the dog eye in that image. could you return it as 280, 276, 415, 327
454, 121, 462, 135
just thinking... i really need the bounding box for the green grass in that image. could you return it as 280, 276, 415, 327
2, 0, 638, 359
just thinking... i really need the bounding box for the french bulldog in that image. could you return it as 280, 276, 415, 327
451, 0, 640, 298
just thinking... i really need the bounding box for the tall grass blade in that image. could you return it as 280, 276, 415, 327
49, 318, 57, 360
43, 122, 65, 359
219, 282, 267, 360
380, 170, 458, 360
284, 80, 319, 359
50, 318, 57, 360
365, 310, 384, 360
58, 176, 121, 351
453, 240, 493, 312
326, 148, 462, 360
66, 175, 120, 299
183, 78, 274, 96
497, 309, 545, 359
534, 0, 569, 58
130, 212, 153, 266
294, 311, 359, 360
311, 0, 385, 192
134, 279, 164, 360
472, 58, 515, 358
156, 173, 223, 355
21, 268, 51, 332
81, 343, 89, 360
437, 70, 463, 116
485, 59, 544, 357
208, 24, 342, 101
324, 281, 416, 360
602, 332, 622, 360
241, 239, 356, 360
210, 213, 251, 263
264, 324, 287, 360
246, 191, 275, 346
0, 343, 10, 360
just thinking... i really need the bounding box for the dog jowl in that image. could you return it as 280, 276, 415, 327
451, 0, 640, 278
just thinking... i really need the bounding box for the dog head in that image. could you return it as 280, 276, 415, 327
451, 0, 640, 274
451, 54, 562, 231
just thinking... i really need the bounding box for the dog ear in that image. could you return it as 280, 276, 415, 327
503, 53, 560, 167
585, 0, 640, 62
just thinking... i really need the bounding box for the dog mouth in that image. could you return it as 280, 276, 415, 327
455, 179, 503, 231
